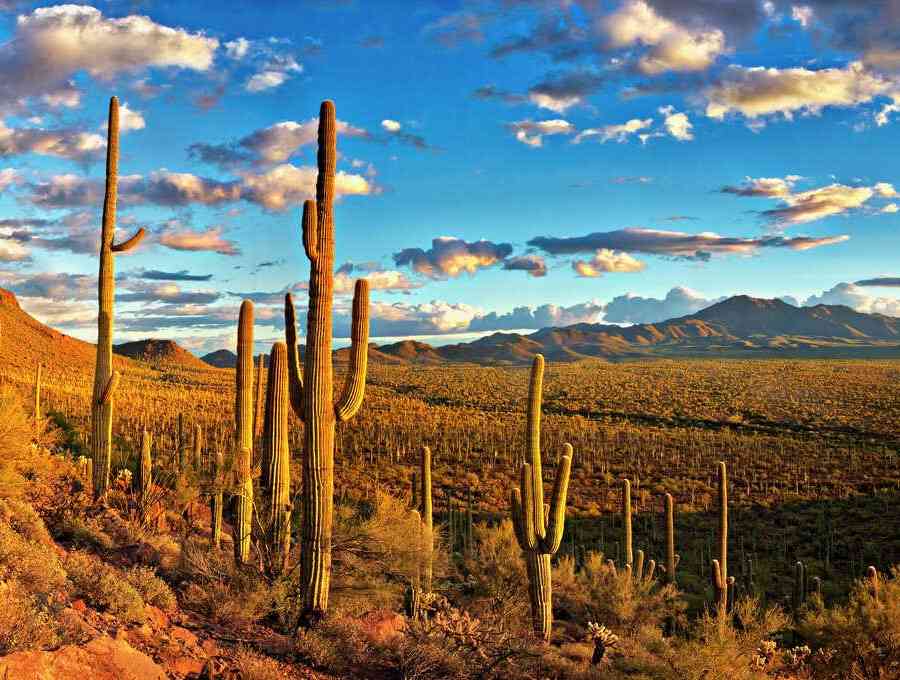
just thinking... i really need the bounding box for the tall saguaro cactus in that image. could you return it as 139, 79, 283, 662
711, 461, 728, 620
420, 445, 433, 593
285, 101, 371, 624
264, 342, 291, 574
622, 479, 633, 569
510, 354, 573, 642
34, 363, 42, 422
665, 493, 677, 585
234, 300, 255, 564
91, 96, 146, 499
210, 449, 223, 550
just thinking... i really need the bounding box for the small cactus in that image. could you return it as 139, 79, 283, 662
588, 622, 619, 665
509, 354, 573, 642
137, 429, 152, 505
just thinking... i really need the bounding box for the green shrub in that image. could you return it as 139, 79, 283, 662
124, 565, 176, 612
65, 551, 146, 623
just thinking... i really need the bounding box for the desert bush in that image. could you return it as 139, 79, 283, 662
462, 519, 529, 626
179, 538, 288, 626
0, 386, 40, 498
233, 645, 305, 680
0, 579, 61, 654
798, 566, 900, 679
554, 552, 686, 637
65, 550, 146, 623
123, 565, 176, 612
55, 515, 115, 551
0, 517, 67, 596
295, 615, 378, 676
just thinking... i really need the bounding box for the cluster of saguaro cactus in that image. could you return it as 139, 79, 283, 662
234, 300, 255, 565
263, 342, 291, 574
91, 96, 146, 500
509, 354, 573, 642
284, 100, 371, 624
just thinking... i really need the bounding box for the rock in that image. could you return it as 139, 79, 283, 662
145, 605, 169, 631
168, 655, 205, 676
170, 626, 199, 648
0, 635, 166, 680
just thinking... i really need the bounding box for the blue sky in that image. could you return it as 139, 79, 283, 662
0, 0, 898, 354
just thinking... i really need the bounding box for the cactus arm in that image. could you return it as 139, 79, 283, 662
302, 199, 318, 261
98, 371, 120, 406
538, 445, 572, 554
334, 279, 370, 422
511, 462, 538, 552
284, 293, 304, 420
711, 559, 724, 592
111, 227, 146, 253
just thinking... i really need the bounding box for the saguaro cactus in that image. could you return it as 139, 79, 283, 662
210, 449, 223, 550
91, 96, 146, 499
264, 342, 291, 574
285, 101, 371, 624
622, 479, 633, 569
510, 354, 573, 642
710, 461, 728, 619
138, 429, 152, 504
34, 363, 42, 422
665, 493, 677, 585
234, 300, 255, 564
420, 445, 433, 592
193, 423, 203, 471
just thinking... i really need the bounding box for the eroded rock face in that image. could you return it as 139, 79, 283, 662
0, 636, 166, 680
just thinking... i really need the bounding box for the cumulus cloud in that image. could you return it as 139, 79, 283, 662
0, 5, 218, 105
469, 301, 604, 332
119, 282, 220, 305
0, 237, 30, 261
705, 61, 895, 120
0, 120, 105, 163
723, 177, 897, 225
604, 286, 723, 324
502, 255, 547, 277
508, 119, 575, 147
804, 282, 900, 317
528, 227, 848, 260
239, 163, 375, 211
245, 54, 302, 93
573, 118, 653, 144
1, 271, 95, 300
572, 249, 646, 277
659, 105, 694, 141
102, 102, 145, 133
157, 224, 240, 256
393, 237, 513, 279
603, 0, 727, 74
189, 118, 369, 169
381, 119, 401, 133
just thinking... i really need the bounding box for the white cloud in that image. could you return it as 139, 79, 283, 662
804, 283, 900, 317
381, 119, 402, 132
659, 105, 694, 141
0, 120, 105, 162
101, 102, 145, 133
508, 119, 575, 147
239, 164, 375, 211
791, 5, 814, 28
882, 203, 898, 213
528, 92, 580, 113
603, 0, 727, 74
0, 5, 218, 105
604, 286, 724, 324
225, 37, 251, 60
573, 118, 653, 144
705, 62, 895, 120
572, 249, 646, 277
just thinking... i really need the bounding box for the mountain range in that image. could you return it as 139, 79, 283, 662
200, 295, 900, 367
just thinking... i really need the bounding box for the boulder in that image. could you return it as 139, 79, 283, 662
0, 636, 166, 680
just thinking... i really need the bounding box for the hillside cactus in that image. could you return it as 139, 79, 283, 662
264, 342, 291, 574
510, 354, 573, 642
33, 363, 41, 422
285, 100, 371, 624
234, 300, 255, 564
193, 423, 203, 471
91, 96, 146, 499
